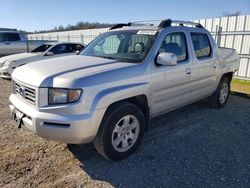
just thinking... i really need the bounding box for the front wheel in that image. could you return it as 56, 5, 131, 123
94, 102, 145, 161
209, 77, 230, 108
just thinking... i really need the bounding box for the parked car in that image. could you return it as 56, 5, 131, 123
9, 19, 239, 160
0, 42, 84, 79
0, 28, 52, 57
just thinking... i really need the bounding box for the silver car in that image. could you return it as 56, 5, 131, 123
0, 42, 84, 79
0, 29, 51, 57
9, 20, 239, 160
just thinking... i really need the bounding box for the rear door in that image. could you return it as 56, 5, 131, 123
190, 32, 217, 98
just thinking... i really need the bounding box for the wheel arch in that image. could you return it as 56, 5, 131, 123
221, 72, 233, 82
100, 95, 150, 132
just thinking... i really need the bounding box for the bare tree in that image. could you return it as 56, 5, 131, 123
223, 11, 241, 17
33, 22, 114, 33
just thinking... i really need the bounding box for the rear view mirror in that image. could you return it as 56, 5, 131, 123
157, 52, 177, 66
46, 51, 54, 56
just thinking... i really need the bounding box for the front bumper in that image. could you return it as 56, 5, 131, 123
9, 94, 106, 144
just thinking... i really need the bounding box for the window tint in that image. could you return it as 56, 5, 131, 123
50, 44, 84, 54
50, 44, 71, 54
31, 44, 52, 53
68, 44, 84, 52
159, 32, 187, 62
6, 33, 20, 41
191, 33, 211, 58
0, 33, 21, 42
0, 33, 8, 42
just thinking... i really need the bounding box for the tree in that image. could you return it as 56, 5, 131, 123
33, 21, 114, 33
223, 11, 241, 17
58, 25, 64, 31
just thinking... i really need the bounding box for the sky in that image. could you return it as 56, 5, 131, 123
0, 0, 249, 32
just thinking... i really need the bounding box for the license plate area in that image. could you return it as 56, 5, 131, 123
11, 108, 24, 128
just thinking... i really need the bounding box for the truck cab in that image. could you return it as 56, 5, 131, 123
0, 28, 53, 57
0, 29, 28, 56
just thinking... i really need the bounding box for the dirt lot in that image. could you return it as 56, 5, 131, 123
0, 78, 250, 188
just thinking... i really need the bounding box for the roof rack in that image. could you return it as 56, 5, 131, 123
110, 23, 131, 30
109, 19, 203, 30
0, 28, 17, 31
159, 19, 204, 28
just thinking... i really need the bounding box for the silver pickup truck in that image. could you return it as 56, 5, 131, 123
0, 28, 51, 57
9, 20, 239, 160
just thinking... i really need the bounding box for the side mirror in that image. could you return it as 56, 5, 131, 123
157, 52, 177, 66
46, 51, 54, 56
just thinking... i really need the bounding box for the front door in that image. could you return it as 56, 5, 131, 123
151, 32, 195, 116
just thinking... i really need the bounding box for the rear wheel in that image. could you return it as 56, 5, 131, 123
94, 102, 145, 160
209, 77, 230, 108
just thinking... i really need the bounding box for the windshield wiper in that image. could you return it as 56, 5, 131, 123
102, 56, 117, 60
89, 55, 141, 63
94, 55, 117, 60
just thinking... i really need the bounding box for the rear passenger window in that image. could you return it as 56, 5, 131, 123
0, 33, 7, 42
6, 33, 20, 41
69, 44, 84, 53
159, 32, 187, 62
191, 33, 211, 59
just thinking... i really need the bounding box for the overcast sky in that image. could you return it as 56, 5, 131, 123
0, 0, 249, 32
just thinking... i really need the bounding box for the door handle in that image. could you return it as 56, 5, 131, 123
5, 42, 10, 45
185, 68, 191, 77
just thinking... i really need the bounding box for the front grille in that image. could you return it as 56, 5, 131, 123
14, 82, 36, 105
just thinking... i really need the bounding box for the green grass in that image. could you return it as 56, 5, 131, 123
231, 79, 250, 86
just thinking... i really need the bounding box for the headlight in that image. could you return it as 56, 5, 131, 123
48, 88, 82, 105
0, 60, 6, 68
2, 61, 12, 67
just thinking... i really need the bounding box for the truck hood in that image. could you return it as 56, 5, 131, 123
0, 52, 40, 63
12, 55, 137, 87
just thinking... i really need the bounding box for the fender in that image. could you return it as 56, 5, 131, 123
90, 82, 149, 110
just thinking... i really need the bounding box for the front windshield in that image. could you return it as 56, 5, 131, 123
80, 30, 157, 63
31, 44, 52, 53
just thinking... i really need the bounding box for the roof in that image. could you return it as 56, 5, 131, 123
0, 28, 17, 31
0, 30, 20, 33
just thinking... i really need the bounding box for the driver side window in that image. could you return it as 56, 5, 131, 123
159, 32, 188, 62
50, 44, 68, 54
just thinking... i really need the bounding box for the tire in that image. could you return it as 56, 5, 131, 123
208, 76, 230, 108
94, 101, 145, 161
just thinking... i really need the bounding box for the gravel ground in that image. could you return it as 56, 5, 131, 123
0, 78, 250, 188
